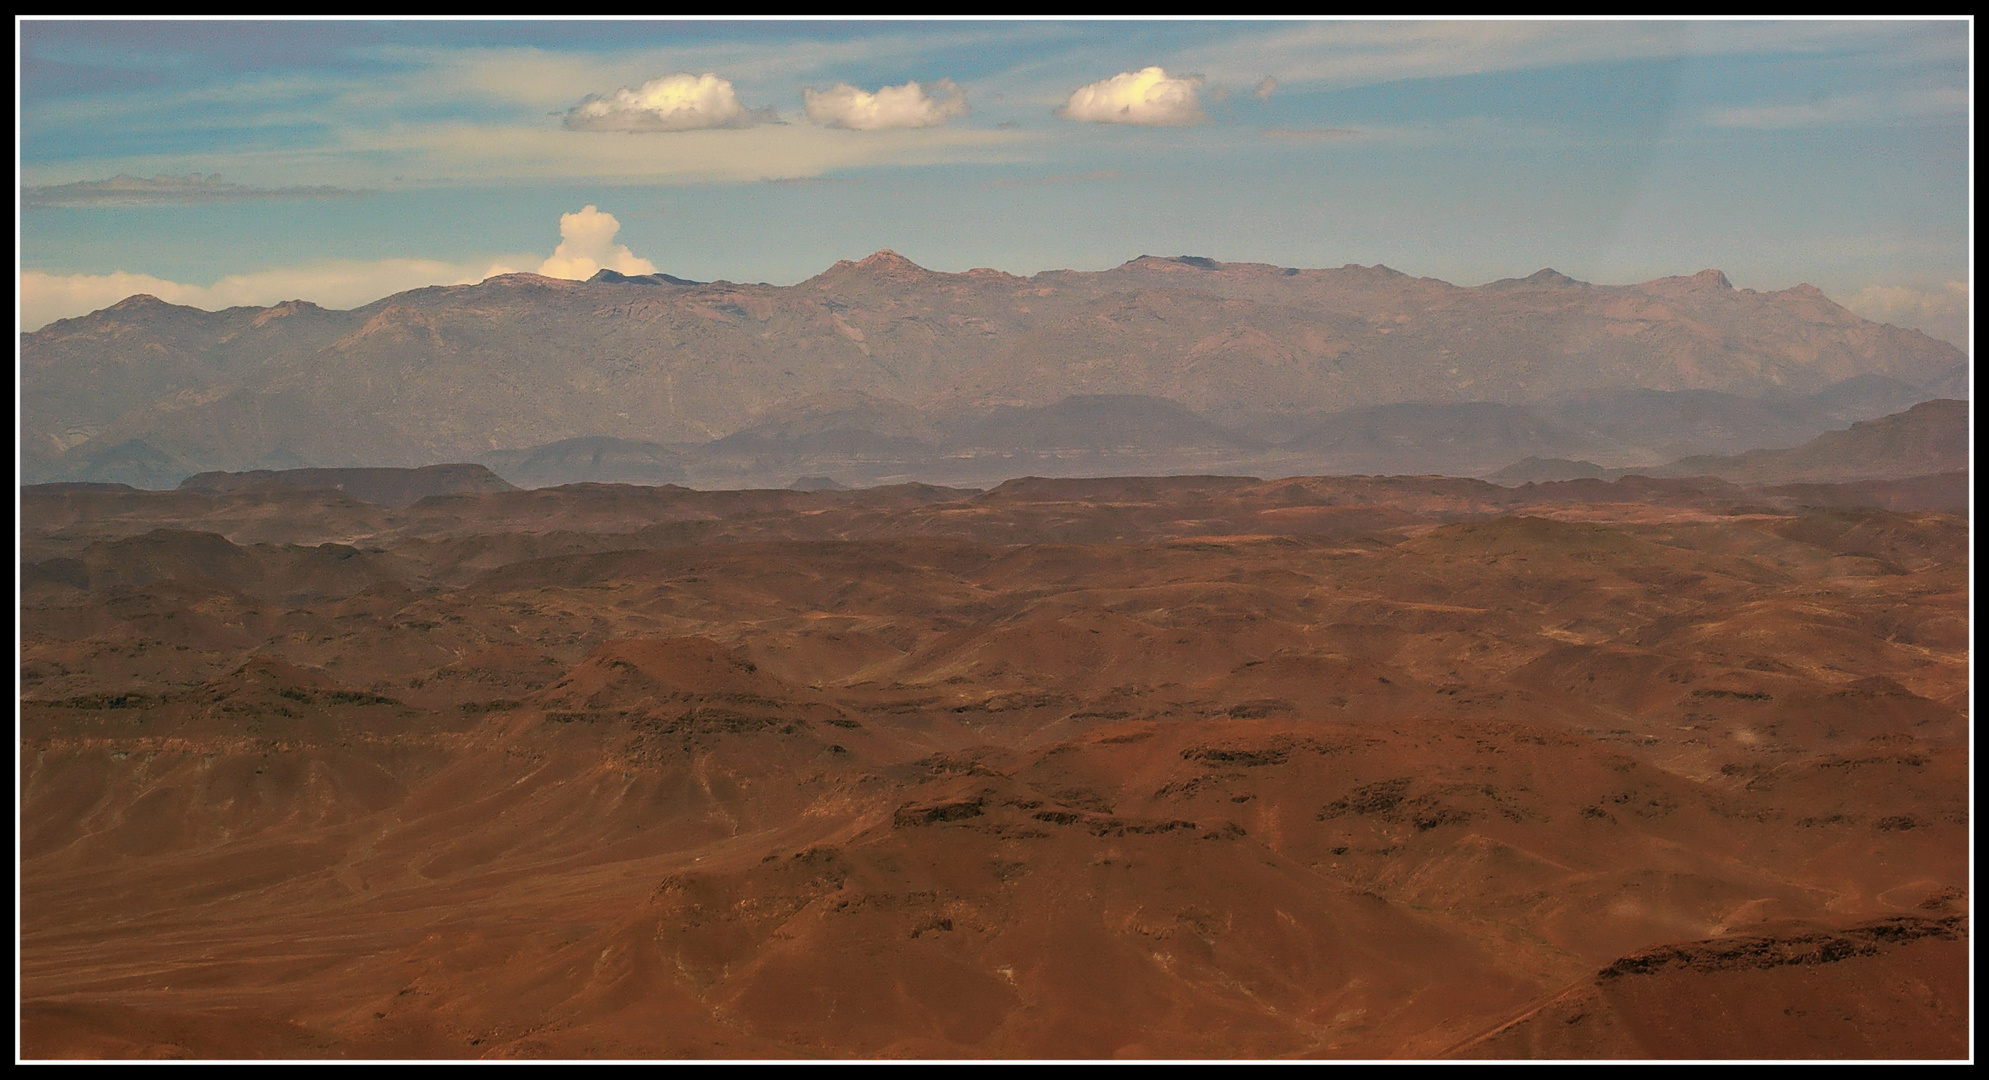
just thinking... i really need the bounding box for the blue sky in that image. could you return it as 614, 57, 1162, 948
16, 18, 1972, 345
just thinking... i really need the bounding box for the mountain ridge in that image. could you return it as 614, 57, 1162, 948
23, 253, 1966, 484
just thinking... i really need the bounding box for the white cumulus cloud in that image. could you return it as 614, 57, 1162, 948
1058, 67, 1207, 126
804, 79, 967, 130
564, 72, 773, 132
535, 205, 658, 280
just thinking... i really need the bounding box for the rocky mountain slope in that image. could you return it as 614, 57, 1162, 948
1494, 399, 1968, 488
23, 254, 1966, 485
1647, 399, 1969, 485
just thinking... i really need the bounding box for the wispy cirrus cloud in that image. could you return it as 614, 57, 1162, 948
1182, 21, 1687, 92
369, 120, 1029, 184
1259, 127, 1360, 141
982, 169, 1122, 188
22, 114, 1033, 195
1839, 281, 1968, 349
1704, 87, 1967, 129
1183, 20, 1961, 92
22, 173, 367, 208
20, 258, 524, 332
21, 201, 673, 328
23, 204, 670, 329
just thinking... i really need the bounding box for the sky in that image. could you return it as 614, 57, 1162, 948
15, 17, 1973, 347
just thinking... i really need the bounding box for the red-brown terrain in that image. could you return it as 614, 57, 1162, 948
18, 471, 1970, 1059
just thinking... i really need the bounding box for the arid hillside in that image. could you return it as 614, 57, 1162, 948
1648, 398, 1970, 485
19, 470, 1969, 1059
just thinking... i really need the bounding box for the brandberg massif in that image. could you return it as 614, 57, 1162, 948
20, 254, 1970, 1058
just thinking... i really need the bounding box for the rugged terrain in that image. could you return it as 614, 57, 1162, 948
22, 254, 1965, 488
19, 469, 1970, 1059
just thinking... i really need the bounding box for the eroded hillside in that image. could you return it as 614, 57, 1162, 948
19, 474, 1969, 1059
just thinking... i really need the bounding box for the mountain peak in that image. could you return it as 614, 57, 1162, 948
591, 268, 704, 287
250, 298, 327, 327
1331, 263, 1409, 280
810, 249, 932, 285
856, 249, 926, 272
1640, 268, 1736, 296
477, 272, 582, 289
1486, 268, 1589, 290
1123, 255, 1224, 271
90, 293, 211, 323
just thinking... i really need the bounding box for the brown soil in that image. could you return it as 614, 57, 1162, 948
19, 475, 1970, 1059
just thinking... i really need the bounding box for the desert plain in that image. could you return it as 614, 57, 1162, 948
17, 467, 1970, 1059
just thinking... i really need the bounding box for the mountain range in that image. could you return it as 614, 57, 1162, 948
21, 253, 1967, 489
